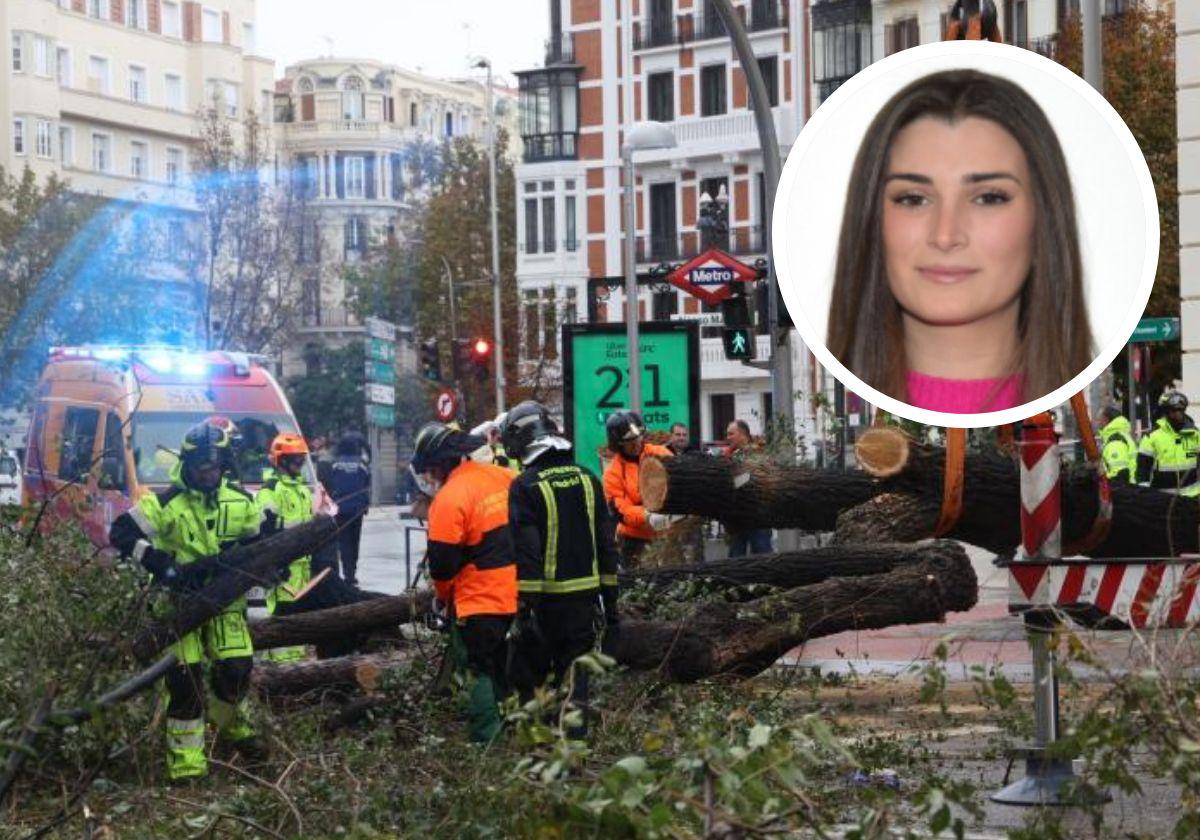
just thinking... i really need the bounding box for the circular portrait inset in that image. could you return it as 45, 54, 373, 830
773, 40, 1159, 427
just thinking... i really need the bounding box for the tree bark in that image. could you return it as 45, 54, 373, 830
641, 447, 1199, 558
609, 550, 977, 682
249, 589, 434, 650
252, 651, 412, 697
623, 539, 973, 610
130, 516, 338, 663
0, 689, 55, 806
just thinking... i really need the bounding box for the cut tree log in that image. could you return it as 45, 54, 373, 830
624, 540, 971, 606
130, 516, 338, 663
609, 548, 977, 682
253, 651, 412, 697
250, 589, 434, 650
641, 443, 1200, 559
0, 689, 55, 806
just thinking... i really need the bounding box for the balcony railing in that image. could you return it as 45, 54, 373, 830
693, 7, 728, 41
635, 14, 689, 49
633, 226, 766, 265
544, 32, 575, 65
1026, 35, 1057, 59
748, 0, 786, 31
728, 225, 765, 256
521, 131, 578, 163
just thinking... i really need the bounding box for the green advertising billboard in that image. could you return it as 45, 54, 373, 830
562, 322, 700, 474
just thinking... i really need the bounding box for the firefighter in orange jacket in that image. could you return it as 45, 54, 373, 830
412, 422, 517, 742
601, 411, 677, 568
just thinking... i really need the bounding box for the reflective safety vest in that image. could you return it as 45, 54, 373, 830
255, 473, 313, 608
509, 451, 619, 597
1099, 416, 1137, 483
1138, 417, 1200, 492
602, 443, 673, 541
426, 460, 518, 618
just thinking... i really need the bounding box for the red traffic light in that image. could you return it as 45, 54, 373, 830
472, 338, 491, 358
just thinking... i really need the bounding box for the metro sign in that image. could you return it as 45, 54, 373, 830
666, 248, 759, 306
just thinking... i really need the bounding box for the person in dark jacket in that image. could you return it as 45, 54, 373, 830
329, 434, 371, 586
502, 401, 620, 737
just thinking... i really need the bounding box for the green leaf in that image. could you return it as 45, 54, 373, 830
614, 755, 647, 778
748, 723, 772, 749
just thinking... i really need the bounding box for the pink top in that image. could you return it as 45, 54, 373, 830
906, 371, 1023, 414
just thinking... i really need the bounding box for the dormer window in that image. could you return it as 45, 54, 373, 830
342, 75, 364, 121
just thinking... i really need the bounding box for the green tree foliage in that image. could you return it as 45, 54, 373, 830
1055, 5, 1177, 391
285, 340, 367, 440
413, 132, 517, 423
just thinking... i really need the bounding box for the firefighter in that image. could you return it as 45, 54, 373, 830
1136, 391, 1200, 494
1096, 404, 1137, 484
501, 401, 620, 736
256, 433, 314, 662
601, 411, 678, 569
412, 422, 518, 743
108, 420, 267, 781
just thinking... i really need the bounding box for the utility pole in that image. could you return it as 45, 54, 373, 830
476, 58, 505, 414
1082, 0, 1108, 418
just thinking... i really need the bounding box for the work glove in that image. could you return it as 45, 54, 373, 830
141, 547, 178, 584
261, 509, 284, 537
171, 562, 210, 593
424, 598, 449, 633
646, 513, 683, 532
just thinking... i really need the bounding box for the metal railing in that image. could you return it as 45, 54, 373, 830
635, 14, 689, 49
544, 32, 575, 65
748, 0, 786, 31
521, 131, 578, 162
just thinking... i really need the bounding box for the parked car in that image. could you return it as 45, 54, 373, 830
0, 448, 20, 507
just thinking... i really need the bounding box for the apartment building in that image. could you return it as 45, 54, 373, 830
271, 57, 524, 380
515, 0, 809, 442
1178, 1, 1199, 397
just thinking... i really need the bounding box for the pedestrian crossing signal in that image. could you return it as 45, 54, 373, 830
722, 327, 754, 360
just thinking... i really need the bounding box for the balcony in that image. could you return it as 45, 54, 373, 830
545, 32, 575, 65
634, 226, 766, 265
630, 106, 797, 161
1026, 35, 1057, 59
522, 132, 578, 163
692, 7, 728, 41
748, 0, 786, 32
635, 14, 691, 49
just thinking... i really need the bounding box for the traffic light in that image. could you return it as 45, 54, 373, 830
452, 338, 472, 381
469, 337, 492, 381
419, 338, 441, 381
722, 326, 755, 360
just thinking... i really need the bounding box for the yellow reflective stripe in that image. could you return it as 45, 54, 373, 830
166, 718, 205, 748
543, 576, 600, 594
537, 480, 559, 582
130, 506, 156, 537
599, 574, 619, 586
519, 579, 545, 592
581, 471, 599, 582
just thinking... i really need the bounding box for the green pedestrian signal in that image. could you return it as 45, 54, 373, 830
722, 327, 754, 360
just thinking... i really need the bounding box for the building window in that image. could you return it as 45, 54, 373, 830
1008, 0, 1029, 48
88, 0, 109, 19
342, 76, 364, 120
516, 67, 580, 163
755, 56, 779, 107
33, 36, 52, 77
165, 73, 183, 110
700, 64, 726, 116
652, 287, 678, 320
87, 55, 110, 94
409, 102, 418, 126
710, 394, 735, 441
260, 90, 272, 121
345, 156, 365, 198
202, 8, 222, 42
11, 33, 21, 73
242, 22, 256, 52
649, 182, 678, 259
13, 120, 25, 155
161, 1, 182, 38
524, 196, 539, 254
647, 71, 674, 122
223, 82, 238, 117
522, 181, 558, 254
445, 111, 454, 136
884, 16, 920, 55
812, 0, 872, 103
128, 65, 147, 103
344, 216, 366, 257
542, 195, 556, 252
130, 141, 148, 179
56, 47, 71, 86
36, 120, 52, 158
165, 147, 183, 185
92, 133, 111, 172
126, 0, 147, 29
59, 125, 73, 165
564, 193, 577, 252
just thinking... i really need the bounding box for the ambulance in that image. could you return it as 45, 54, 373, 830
23, 345, 323, 546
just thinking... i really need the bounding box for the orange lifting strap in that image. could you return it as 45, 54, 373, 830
934, 427, 967, 537
1064, 390, 1113, 554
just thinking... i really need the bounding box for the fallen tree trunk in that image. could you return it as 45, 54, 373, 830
130, 516, 338, 663
624, 540, 970, 604
0, 690, 55, 806
610, 549, 977, 682
642, 442, 1200, 558
252, 651, 412, 697
250, 589, 434, 650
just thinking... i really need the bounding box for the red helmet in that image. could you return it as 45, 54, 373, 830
269, 433, 310, 466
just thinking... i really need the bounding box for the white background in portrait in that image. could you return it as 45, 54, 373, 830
772, 40, 1159, 428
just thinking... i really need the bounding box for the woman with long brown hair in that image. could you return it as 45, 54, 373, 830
826, 69, 1093, 413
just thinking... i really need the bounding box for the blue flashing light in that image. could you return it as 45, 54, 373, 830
142, 352, 175, 374
92, 348, 129, 362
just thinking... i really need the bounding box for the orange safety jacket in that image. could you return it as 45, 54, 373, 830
426, 460, 518, 618
602, 443, 673, 542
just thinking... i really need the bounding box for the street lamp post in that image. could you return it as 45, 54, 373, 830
621, 121, 676, 413
475, 57, 505, 414
438, 254, 458, 343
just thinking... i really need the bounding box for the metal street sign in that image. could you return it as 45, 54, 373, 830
666, 247, 760, 306
365, 316, 396, 342
366, 403, 394, 428
367, 337, 396, 363
365, 382, 395, 405
364, 359, 395, 384
434, 388, 458, 422
1130, 317, 1180, 343
562, 322, 700, 475
669, 312, 723, 326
